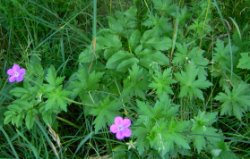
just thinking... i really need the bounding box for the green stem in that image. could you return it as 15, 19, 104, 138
66, 98, 83, 105
93, 0, 97, 40
170, 19, 179, 61
56, 116, 80, 129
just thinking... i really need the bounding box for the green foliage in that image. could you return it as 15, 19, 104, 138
149, 68, 176, 96
152, 0, 175, 16
107, 6, 137, 35
1, 0, 249, 158
191, 111, 222, 154
134, 96, 192, 158
88, 98, 121, 133
67, 66, 104, 102
215, 82, 250, 120
175, 64, 212, 100
173, 43, 209, 78
96, 32, 122, 59
140, 29, 172, 51
106, 50, 139, 72
211, 40, 231, 78
122, 65, 149, 99
43, 66, 69, 112
237, 52, 250, 70
4, 62, 70, 129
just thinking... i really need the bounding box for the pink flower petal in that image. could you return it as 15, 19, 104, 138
122, 128, 132, 137
19, 68, 26, 75
13, 64, 20, 71
16, 76, 24, 82
7, 69, 14, 75
123, 118, 131, 128
116, 131, 124, 140
114, 116, 123, 125
8, 76, 16, 83
110, 124, 118, 133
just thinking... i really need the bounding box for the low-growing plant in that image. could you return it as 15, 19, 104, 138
1, 0, 250, 158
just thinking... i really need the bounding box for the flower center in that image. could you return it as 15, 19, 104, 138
13, 71, 19, 77
117, 125, 124, 131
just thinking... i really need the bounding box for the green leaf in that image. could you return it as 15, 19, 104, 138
128, 30, 141, 50
210, 40, 231, 78
44, 87, 69, 112
172, 133, 190, 150
96, 33, 122, 59
191, 111, 221, 153
136, 49, 169, 68
153, 0, 175, 15
148, 119, 190, 156
25, 109, 37, 130
173, 43, 209, 78
175, 64, 212, 100
108, 7, 137, 34
142, 14, 172, 34
134, 96, 183, 157
122, 65, 149, 99
106, 50, 134, 69
237, 52, 250, 70
193, 135, 206, 154
41, 110, 53, 125
78, 47, 97, 64
215, 82, 250, 120
141, 29, 172, 51
45, 66, 64, 88
4, 100, 34, 128
89, 98, 120, 133
149, 68, 176, 96
67, 67, 103, 101
116, 57, 139, 72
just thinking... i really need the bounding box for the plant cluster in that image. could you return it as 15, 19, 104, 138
1, 0, 250, 158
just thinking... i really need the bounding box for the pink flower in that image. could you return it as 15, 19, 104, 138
110, 116, 132, 140
7, 64, 26, 83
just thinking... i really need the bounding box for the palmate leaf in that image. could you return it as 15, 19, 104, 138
215, 82, 250, 120
175, 64, 212, 100
44, 87, 69, 112
25, 109, 38, 129
210, 40, 235, 78
122, 65, 149, 99
191, 111, 219, 153
89, 98, 120, 133
152, 0, 176, 16
67, 67, 104, 104
106, 50, 139, 72
134, 96, 185, 157
212, 142, 239, 159
135, 48, 169, 68
128, 29, 141, 50
237, 52, 250, 70
68, 68, 103, 95
173, 43, 209, 78
108, 6, 137, 35
78, 46, 98, 64
4, 100, 35, 128
44, 66, 70, 112
148, 119, 190, 157
149, 68, 176, 96
142, 14, 172, 34
45, 66, 64, 89
140, 29, 172, 51
95, 32, 122, 59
